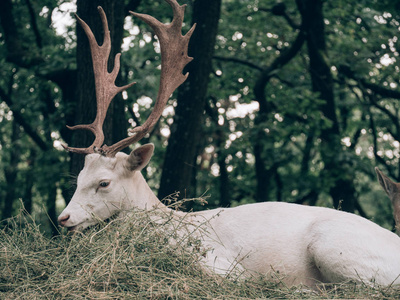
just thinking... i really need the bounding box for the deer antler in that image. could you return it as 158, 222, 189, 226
64, 0, 195, 157
64, 6, 136, 155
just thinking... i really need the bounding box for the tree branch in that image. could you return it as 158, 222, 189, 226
259, 3, 300, 30
0, 86, 49, 151
362, 79, 400, 99
0, 0, 43, 67
369, 94, 400, 138
213, 55, 264, 72
339, 65, 400, 99
25, 0, 43, 49
254, 29, 306, 113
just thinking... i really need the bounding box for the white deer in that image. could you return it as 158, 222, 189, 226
58, 0, 400, 289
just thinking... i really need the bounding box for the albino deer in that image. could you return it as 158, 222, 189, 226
58, 0, 400, 288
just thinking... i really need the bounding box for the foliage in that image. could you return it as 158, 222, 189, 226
1, 209, 400, 299
1, 0, 400, 233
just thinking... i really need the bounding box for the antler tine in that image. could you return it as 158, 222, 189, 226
103, 0, 196, 157
64, 7, 136, 155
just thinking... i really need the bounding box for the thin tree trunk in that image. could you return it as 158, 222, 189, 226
158, 0, 222, 201
216, 128, 230, 207
3, 120, 20, 220
296, 0, 356, 212
253, 131, 272, 203
252, 29, 305, 203
23, 149, 36, 214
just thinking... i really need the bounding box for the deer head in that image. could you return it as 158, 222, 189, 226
58, 0, 195, 231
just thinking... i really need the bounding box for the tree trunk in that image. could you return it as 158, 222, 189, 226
216, 127, 230, 207
70, 0, 127, 180
296, 0, 356, 212
3, 120, 20, 220
252, 27, 305, 203
253, 131, 272, 203
23, 149, 36, 214
158, 0, 222, 201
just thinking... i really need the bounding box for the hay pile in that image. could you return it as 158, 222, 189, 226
1, 208, 399, 299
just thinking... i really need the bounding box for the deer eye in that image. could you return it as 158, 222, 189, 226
99, 181, 110, 188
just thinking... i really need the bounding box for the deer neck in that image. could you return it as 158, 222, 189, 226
128, 171, 168, 211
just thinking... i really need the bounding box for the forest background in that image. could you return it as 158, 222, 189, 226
1, 0, 400, 236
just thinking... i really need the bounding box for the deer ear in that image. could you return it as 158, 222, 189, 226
375, 167, 398, 197
375, 167, 400, 232
126, 143, 154, 171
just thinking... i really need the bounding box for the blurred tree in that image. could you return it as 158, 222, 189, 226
1, 0, 400, 234
296, 0, 357, 212
158, 0, 222, 202
3, 120, 20, 220
0, 0, 67, 234
252, 2, 305, 203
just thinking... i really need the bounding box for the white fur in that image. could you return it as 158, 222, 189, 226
59, 145, 400, 288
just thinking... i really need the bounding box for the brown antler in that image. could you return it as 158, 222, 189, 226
104, 0, 195, 156
64, 6, 136, 155
64, 0, 195, 157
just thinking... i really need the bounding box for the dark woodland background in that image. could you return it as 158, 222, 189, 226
1, 0, 400, 235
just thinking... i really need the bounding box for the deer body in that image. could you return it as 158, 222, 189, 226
194, 202, 400, 286
59, 146, 400, 288
58, 0, 400, 289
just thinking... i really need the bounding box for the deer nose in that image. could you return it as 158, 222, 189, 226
58, 214, 70, 227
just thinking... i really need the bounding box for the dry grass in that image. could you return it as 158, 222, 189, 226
1, 208, 400, 299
